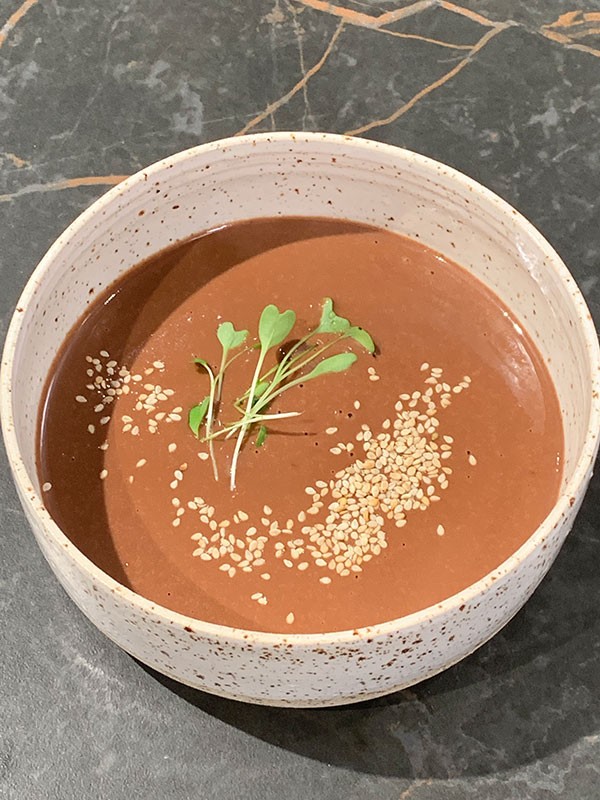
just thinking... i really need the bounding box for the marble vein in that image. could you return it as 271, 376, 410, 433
0, 0, 40, 49
295, 0, 480, 47
0, 175, 129, 203
294, 1, 600, 59
540, 11, 600, 58
288, 4, 318, 130
1, 152, 30, 168
235, 19, 345, 136
345, 24, 508, 136
295, 0, 437, 28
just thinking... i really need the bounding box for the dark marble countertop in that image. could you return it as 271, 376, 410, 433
1, 2, 599, 798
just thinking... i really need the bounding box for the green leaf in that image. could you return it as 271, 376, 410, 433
258, 304, 296, 350
317, 297, 350, 334
188, 396, 210, 437
347, 325, 375, 354
256, 425, 268, 447
217, 321, 248, 351
303, 352, 357, 381
193, 357, 210, 368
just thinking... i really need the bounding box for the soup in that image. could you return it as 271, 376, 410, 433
37, 218, 563, 633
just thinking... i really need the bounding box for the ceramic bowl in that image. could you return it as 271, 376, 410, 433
2, 133, 599, 707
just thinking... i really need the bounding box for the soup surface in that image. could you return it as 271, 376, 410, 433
37, 217, 563, 633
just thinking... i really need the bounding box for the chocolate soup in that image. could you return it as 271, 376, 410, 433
37, 218, 563, 633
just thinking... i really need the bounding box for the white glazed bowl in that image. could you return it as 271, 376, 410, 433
2, 133, 599, 707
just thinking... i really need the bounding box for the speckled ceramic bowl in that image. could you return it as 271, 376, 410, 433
2, 133, 599, 707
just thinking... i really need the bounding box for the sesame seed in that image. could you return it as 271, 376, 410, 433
263, 504, 273, 516
319, 576, 332, 585
354, 400, 361, 410
128, 475, 134, 484
99, 350, 110, 358
99, 469, 108, 480
286, 612, 295, 625
420, 362, 430, 371
88, 424, 95, 435
437, 524, 445, 536
42, 482, 52, 492
251, 592, 262, 600
174, 469, 183, 481
99, 442, 109, 451
198, 452, 209, 461
325, 427, 338, 435
369, 375, 380, 382
136, 459, 147, 468
330, 447, 342, 455
172, 518, 181, 527
468, 453, 477, 466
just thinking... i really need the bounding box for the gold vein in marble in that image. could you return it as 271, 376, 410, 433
0, 175, 129, 204
294, 0, 600, 59
0, 0, 40, 49
2, 152, 30, 168
345, 24, 508, 136
295, 0, 480, 47
295, 0, 437, 29
541, 11, 600, 58
235, 19, 345, 136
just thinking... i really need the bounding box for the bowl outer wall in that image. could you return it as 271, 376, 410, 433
2, 132, 599, 706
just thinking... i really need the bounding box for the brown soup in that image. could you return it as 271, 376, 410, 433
37, 217, 563, 633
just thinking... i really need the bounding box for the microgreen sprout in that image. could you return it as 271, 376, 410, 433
189, 298, 375, 491
189, 322, 248, 481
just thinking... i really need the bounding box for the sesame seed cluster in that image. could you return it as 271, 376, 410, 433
75, 351, 187, 483
77, 351, 179, 442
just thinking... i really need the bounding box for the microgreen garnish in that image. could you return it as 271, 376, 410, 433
256, 425, 268, 447
189, 298, 375, 491
190, 323, 248, 480
188, 396, 209, 437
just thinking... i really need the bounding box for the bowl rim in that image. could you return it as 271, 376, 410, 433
2, 131, 599, 646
